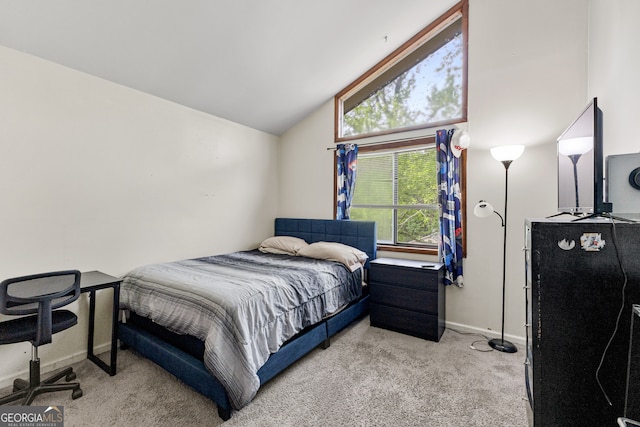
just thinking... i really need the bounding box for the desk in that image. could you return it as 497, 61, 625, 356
80, 271, 121, 376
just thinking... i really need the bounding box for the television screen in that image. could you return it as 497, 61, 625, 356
557, 98, 610, 214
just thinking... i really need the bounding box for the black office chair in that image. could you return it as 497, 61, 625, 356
0, 270, 83, 405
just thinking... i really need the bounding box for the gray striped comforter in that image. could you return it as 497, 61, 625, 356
120, 250, 362, 409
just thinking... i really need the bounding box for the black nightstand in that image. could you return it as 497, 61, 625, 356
369, 257, 445, 341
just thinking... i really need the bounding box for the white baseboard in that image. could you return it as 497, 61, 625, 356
445, 320, 526, 346
0, 343, 112, 390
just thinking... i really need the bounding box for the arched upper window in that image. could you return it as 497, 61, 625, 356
335, 0, 468, 141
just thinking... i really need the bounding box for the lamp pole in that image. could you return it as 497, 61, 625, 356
489, 159, 517, 353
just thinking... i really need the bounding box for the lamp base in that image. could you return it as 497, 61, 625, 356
488, 338, 518, 353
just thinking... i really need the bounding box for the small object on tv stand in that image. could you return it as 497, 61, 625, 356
546, 211, 581, 219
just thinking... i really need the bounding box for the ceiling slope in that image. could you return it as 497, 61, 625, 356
0, 0, 454, 135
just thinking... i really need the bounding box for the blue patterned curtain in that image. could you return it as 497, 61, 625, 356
437, 129, 464, 287
336, 144, 358, 220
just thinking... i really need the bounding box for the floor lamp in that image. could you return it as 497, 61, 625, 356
473, 144, 525, 353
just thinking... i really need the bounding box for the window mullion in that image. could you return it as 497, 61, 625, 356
393, 152, 399, 245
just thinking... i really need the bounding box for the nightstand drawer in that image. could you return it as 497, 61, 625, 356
370, 282, 437, 314
370, 303, 442, 341
370, 264, 439, 291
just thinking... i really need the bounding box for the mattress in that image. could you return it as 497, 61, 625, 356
120, 249, 362, 409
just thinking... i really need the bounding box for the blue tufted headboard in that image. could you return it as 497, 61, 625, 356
274, 218, 377, 267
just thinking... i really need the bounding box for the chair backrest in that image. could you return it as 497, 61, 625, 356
0, 270, 81, 346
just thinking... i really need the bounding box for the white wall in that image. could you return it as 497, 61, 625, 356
460, 0, 588, 341
589, 0, 640, 155
0, 46, 279, 385
280, 0, 589, 343
277, 101, 336, 219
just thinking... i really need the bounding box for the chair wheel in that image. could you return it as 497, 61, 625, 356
66, 372, 76, 381
72, 388, 83, 400
13, 379, 28, 392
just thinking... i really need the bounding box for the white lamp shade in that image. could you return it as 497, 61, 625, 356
558, 137, 593, 156
490, 145, 525, 162
473, 200, 495, 218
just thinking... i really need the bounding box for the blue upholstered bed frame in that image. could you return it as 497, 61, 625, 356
118, 218, 377, 420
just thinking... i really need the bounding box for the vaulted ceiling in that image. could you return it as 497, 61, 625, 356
0, 0, 455, 136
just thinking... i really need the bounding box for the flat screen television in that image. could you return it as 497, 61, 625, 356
557, 97, 612, 215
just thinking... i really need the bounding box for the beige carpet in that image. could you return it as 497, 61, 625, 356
1, 317, 528, 426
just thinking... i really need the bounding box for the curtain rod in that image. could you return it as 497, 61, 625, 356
326, 133, 436, 150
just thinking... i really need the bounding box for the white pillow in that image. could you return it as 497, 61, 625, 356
258, 236, 309, 256
297, 241, 368, 271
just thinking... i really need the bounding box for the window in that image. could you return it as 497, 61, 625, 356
335, 0, 468, 141
348, 138, 440, 252
334, 1, 468, 254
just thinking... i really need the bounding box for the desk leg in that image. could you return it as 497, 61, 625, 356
110, 284, 119, 376
87, 289, 96, 361
86, 287, 118, 376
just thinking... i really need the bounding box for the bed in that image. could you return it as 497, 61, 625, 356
118, 218, 377, 420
